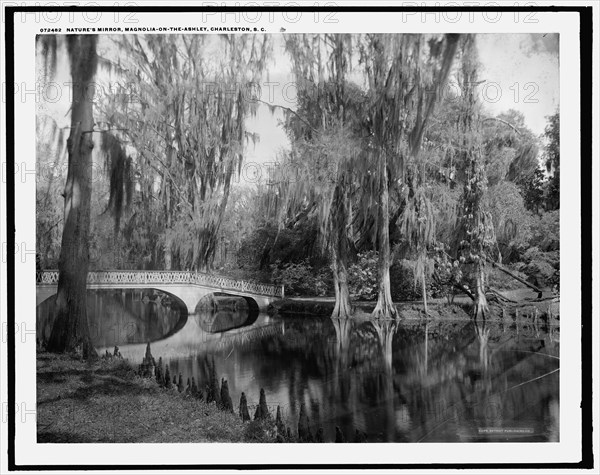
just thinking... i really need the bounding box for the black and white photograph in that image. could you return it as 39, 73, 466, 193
1, 2, 596, 472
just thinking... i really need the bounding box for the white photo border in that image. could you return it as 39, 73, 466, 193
2, 2, 595, 471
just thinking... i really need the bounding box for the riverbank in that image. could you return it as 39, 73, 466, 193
36, 352, 276, 443
271, 288, 559, 325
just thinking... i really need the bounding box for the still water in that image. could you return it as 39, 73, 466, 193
37, 289, 559, 443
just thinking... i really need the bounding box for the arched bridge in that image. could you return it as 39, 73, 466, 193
36, 270, 284, 313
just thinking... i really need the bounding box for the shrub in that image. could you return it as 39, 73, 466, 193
390, 259, 425, 302
430, 250, 463, 302
348, 251, 379, 301
271, 260, 331, 297
348, 253, 433, 302
529, 210, 559, 252
514, 246, 560, 289
488, 266, 530, 291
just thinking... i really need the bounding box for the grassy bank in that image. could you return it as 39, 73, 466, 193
37, 352, 275, 443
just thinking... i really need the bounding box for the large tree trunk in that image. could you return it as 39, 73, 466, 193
372, 161, 397, 320
47, 36, 98, 358
473, 261, 489, 320
331, 245, 353, 319
331, 186, 353, 319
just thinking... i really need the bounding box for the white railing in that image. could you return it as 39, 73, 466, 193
36, 270, 284, 298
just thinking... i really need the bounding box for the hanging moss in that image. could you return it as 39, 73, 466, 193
99, 132, 133, 234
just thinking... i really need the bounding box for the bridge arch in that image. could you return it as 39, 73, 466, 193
36, 270, 283, 314
37, 288, 57, 307
195, 292, 260, 315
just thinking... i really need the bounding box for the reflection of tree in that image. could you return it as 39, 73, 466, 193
398, 322, 558, 442
474, 320, 491, 376
421, 321, 429, 377
36, 289, 184, 346
370, 318, 399, 440
371, 319, 398, 373
198, 307, 253, 333
473, 320, 515, 390
328, 317, 354, 431
331, 317, 352, 369
146, 316, 559, 442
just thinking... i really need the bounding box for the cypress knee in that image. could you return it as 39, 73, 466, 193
207, 363, 220, 405
143, 343, 154, 377
254, 388, 270, 420
354, 429, 367, 442
220, 378, 233, 412
298, 403, 310, 442
164, 365, 172, 389
239, 392, 251, 421
155, 357, 163, 385
144, 342, 152, 363
275, 406, 285, 434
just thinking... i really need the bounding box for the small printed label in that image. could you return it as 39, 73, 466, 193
478, 427, 535, 434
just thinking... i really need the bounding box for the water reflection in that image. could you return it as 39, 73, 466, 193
162, 316, 558, 443
36, 289, 187, 347
38, 291, 559, 442
197, 297, 259, 333
36, 290, 259, 348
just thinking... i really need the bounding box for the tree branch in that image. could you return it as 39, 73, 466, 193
481, 117, 523, 136
255, 99, 318, 134
485, 256, 543, 298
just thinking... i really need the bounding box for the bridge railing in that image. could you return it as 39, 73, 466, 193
36, 270, 284, 298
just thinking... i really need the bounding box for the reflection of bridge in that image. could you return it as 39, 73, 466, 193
36, 270, 284, 313
97, 314, 285, 360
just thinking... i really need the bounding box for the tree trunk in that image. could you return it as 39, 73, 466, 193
163, 144, 174, 270
485, 256, 543, 298
372, 161, 397, 320
164, 234, 172, 270
473, 261, 489, 320
421, 270, 429, 316
331, 185, 353, 319
47, 36, 98, 358
331, 245, 353, 319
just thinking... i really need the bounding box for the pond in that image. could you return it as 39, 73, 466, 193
37, 289, 560, 443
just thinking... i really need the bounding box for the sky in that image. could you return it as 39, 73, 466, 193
242, 33, 560, 176
477, 33, 559, 134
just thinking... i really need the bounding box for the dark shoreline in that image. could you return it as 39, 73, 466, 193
271, 294, 560, 326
